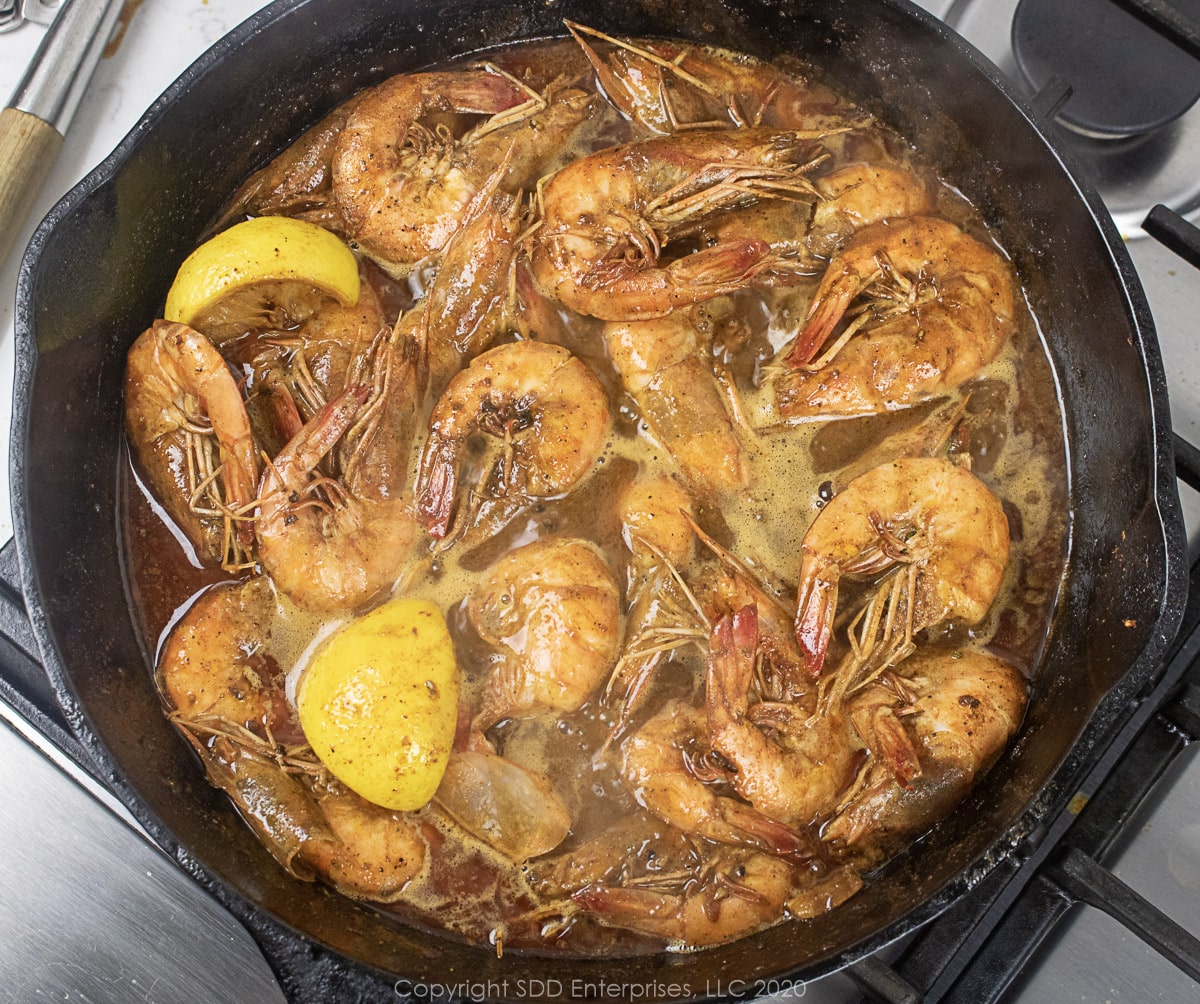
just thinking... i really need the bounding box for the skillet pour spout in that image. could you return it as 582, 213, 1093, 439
10, 0, 1186, 998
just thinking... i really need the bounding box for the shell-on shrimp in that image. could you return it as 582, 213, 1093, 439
158, 577, 292, 738
825, 648, 1026, 850
598, 477, 703, 755
241, 270, 389, 455
794, 457, 1010, 690
414, 341, 611, 540
530, 130, 828, 321
706, 606, 858, 828
192, 736, 427, 902
467, 537, 622, 732
159, 579, 426, 902
575, 848, 797, 948
420, 159, 525, 395
621, 699, 816, 861
215, 96, 362, 234
604, 310, 750, 490
806, 163, 934, 259
777, 217, 1016, 418
125, 320, 258, 569
331, 68, 538, 273
566, 21, 859, 136
256, 328, 421, 612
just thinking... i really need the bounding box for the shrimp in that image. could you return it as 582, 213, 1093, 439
794, 457, 1010, 689
414, 341, 611, 540
577, 846, 865, 946
825, 648, 1026, 850
806, 163, 935, 259
621, 699, 815, 861
331, 68, 537, 272
604, 311, 749, 490
214, 96, 362, 234
467, 537, 622, 732
159, 579, 426, 902
530, 130, 828, 321
618, 474, 696, 566
125, 320, 258, 569
706, 606, 859, 828
575, 848, 797, 948
598, 477, 702, 754
256, 329, 421, 612
420, 163, 525, 395
241, 271, 390, 453
158, 577, 292, 738
190, 737, 427, 902
566, 21, 860, 136
777, 216, 1016, 418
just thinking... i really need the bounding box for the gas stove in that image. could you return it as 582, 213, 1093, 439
2, 1, 1200, 1001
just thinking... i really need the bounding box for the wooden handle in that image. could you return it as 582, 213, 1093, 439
0, 106, 65, 268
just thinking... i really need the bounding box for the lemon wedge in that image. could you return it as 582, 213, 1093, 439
298, 598, 460, 811
164, 216, 360, 341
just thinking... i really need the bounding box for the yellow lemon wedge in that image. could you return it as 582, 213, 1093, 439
297, 598, 459, 811
163, 216, 360, 342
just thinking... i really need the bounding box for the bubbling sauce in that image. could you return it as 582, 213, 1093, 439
122, 33, 1067, 954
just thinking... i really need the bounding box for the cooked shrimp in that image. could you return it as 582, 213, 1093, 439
777, 216, 1016, 418
331, 68, 536, 272
420, 171, 524, 395
303, 783, 428, 900
575, 848, 797, 947
605, 311, 749, 490
825, 648, 1026, 850
215, 96, 362, 233
621, 699, 815, 860
125, 320, 258, 568
159, 579, 426, 901
530, 130, 827, 320
193, 736, 427, 902
598, 478, 702, 754
706, 606, 859, 828
794, 457, 1010, 688
256, 331, 421, 612
158, 577, 292, 738
567, 21, 858, 136
467, 537, 621, 731
241, 272, 389, 453
806, 163, 934, 259
414, 341, 611, 540
618, 474, 696, 565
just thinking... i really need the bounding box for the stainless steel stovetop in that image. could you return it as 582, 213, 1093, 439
2, 1, 1199, 1001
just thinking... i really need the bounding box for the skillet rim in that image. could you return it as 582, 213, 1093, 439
9, 0, 1189, 994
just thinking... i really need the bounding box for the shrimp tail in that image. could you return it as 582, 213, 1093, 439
572, 884, 680, 938
271, 384, 370, 478
853, 704, 922, 789
708, 605, 761, 723
795, 556, 835, 678
715, 798, 818, 862
783, 270, 858, 368
415, 438, 459, 538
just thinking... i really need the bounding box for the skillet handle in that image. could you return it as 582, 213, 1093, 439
0, 106, 62, 267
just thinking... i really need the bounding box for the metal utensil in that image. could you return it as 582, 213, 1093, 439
0, 0, 124, 265
0, 0, 64, 35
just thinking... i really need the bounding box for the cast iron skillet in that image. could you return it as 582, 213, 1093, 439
10, 0, 1188, 999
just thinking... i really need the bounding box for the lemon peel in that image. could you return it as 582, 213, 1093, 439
164, 216, 359, 332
